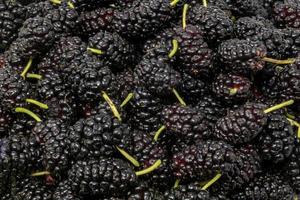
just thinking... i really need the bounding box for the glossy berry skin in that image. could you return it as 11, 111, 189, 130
112, 0, 176, 39
129, 87, 163, 132
161, 104, 211, 140
214, 103, 267, 145
277, 60, 300, 100
0, 67, 33, 111
53, 180, 80, 200
0, 106, 13, 135
283, 139, 300, 192
6, 5, 79, 66
37, 70, 77, 123
274, 1, 300, 28
231, 173, 294, 200
212, 73, 252, 104
234, 17, 299, 59
164, 184, 217, 200
78, 7, 114, 37
195, 96, 225, 131
68, 158, 137, 197
38, 36, 87, 74
0, 134, 41, 196
134, 57, 182, 97
188, 5, 234, 44
130, 130, 173, 189
72, 57, 117, 103
257, 114, 295, 163
211, 145, 262, 193
173, 25, 213, 78
88, 30, 135, 70
13, 179, 53, 200
171, 140, 237, 181
218, 39, 267, 74
69, 111, 132, 159
32, 119, 72, 179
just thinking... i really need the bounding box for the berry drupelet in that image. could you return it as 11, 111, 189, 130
230, 173, 294, 200
13, 179, 53, 200
171, 140, 237, 182
112, 0, 176, 39
0, 67, 33, 111
211, 145, 262, 193
218, 39, 267, 74
235, 16, 300, 59
172, 25, 213, 78
67, 55, 117, 103
53, 180, 80, 200
88, 30, 135, 70
256, 114, 295, 163
24, 0, 55, 19
195, 96, 226, 131
164, 184, 217, 200
128, 130, 173, 189
212, 73, 252, 105
69, 110, 132, 159
0, 0, 25, 50
0, 106, 13, 135
37, 70, 77, 123
6, 4, 79, 66
78, 7, 114, 37
273, 0, 300, 28
264, 58, 300, 101
0, 134, 41, 196
68, 158, 137, 197
128, 186, 164, 200
213, 102, 268, 145
282, 139, 300, 192
38, 36, 87, 74
187, 5, 234, 44
161, 104, 211, 140
32, 119, 72, 180
115, 68, 135, 100
229, 0, 268, 18
0, 8, 24, 50
277, 60, 300, 100
134, 57, 182, 97
128, 87, 163, 132
179, 72, 209, 104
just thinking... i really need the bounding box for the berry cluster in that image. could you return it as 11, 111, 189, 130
0, 0, 300, 199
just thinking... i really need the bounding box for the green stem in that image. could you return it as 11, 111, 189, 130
67, 1, 75, 8
229, 88, 238, 96
135, 160, 162, 176
173, 179, 180, 188
168, 39, 179, 58
101, 91, 122, 121
264, 100, 294, 114
31, 171, 50, 176
262, 57, 296, 65
21, 58, 33, 79
120, 93, 134, 108
26, 99, 48, 109
201, 173, 222, 190
153, 125, 166, 142
15, 107, 41, 122
172, 88, 187, 106
170, 0, 180, 7
87, 47, 104, 55
26, 73, 42, 80
116, 146, 140, 167
49, 0, 61, 4
182, 4, 189, 30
